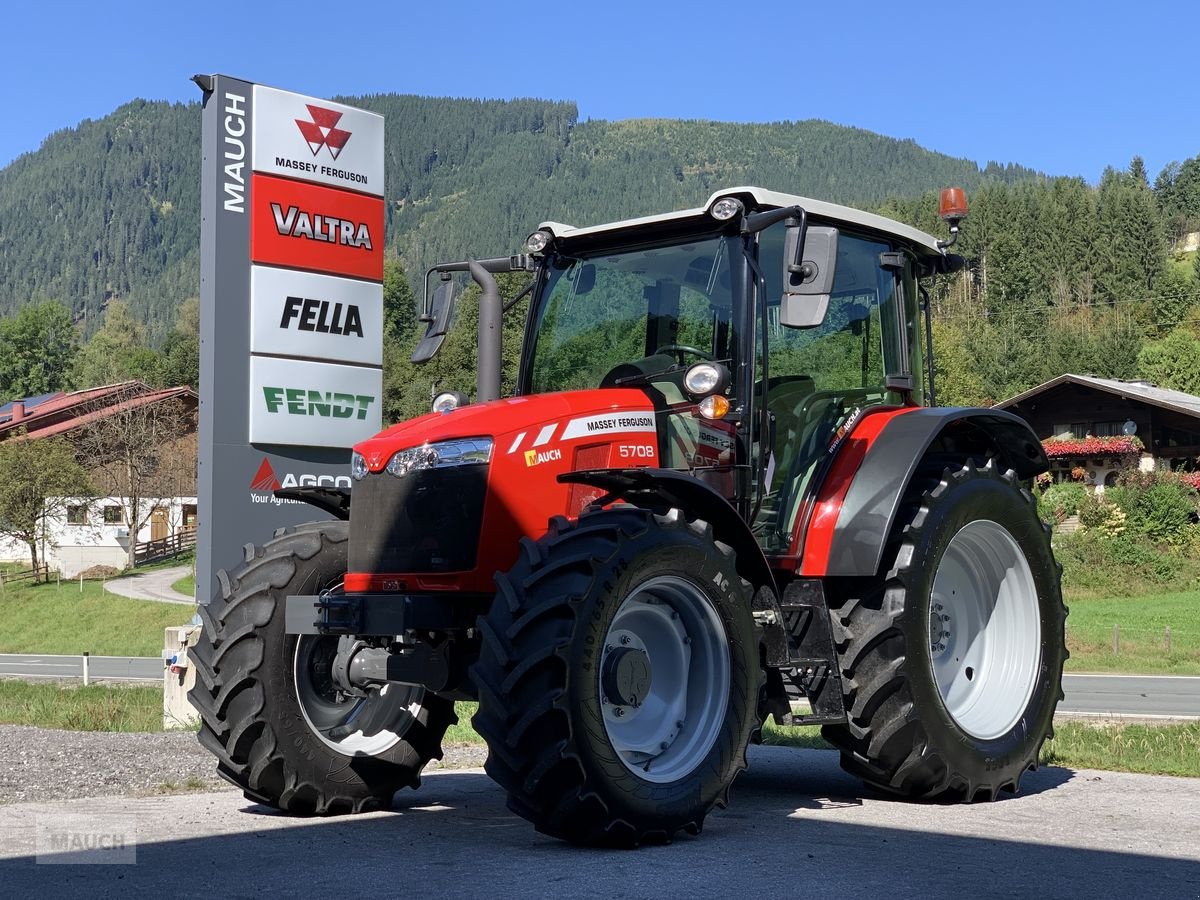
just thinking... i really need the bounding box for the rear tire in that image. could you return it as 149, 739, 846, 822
188, 521, 456, 814
470, 507, 758, 846
821, 461, 1067, 801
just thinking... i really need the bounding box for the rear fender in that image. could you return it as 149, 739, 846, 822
802, 407, 1047, 577
558, 468, 776, 595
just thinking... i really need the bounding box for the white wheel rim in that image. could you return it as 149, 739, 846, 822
599, 575, 730, 783
292, 637, 424, 756
929, 520, 1042, 741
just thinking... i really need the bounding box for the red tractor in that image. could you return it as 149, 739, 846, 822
191, 187, 1066, 846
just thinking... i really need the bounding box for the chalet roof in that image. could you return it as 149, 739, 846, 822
0, 381, 196, 440
995, 374, 1200, 420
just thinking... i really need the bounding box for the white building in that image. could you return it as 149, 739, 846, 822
0, 496, 197, 578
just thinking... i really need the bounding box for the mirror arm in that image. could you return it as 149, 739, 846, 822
422, 255, 535, 321
742, 205, 805, 236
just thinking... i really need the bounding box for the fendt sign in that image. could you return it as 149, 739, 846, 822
195, 74, 384, 609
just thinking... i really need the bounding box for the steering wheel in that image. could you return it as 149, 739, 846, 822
652, 344, 714, 365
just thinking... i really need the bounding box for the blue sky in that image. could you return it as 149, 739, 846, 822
1, 0, 1194, 184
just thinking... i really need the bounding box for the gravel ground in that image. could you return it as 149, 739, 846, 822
0, 725, 487, 805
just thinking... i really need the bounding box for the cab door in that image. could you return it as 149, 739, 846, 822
751, 225, 916, 555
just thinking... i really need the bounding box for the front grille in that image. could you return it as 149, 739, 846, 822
348, 465, 487, 573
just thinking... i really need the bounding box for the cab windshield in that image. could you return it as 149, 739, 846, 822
525, 235, 740, 473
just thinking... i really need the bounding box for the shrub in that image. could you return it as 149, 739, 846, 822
1054, 530, 1190, 597
1038, 482, 1088, 523
1108, 471, 1199, 543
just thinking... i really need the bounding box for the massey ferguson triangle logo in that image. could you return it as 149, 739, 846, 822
295, 105, 352, 160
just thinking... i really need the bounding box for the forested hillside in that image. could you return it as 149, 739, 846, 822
2, 92, 1200, 418
0, 93, 1033, 342
879, 159, 1200, 405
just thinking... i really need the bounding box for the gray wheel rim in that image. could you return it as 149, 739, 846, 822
599, 575, 730, 784
293, 636, 423, 756
929, 519, 1041, 741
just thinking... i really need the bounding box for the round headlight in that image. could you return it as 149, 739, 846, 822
432, 390, 468, 414
350, 451, 369, 480
683, 362, 728, 397
524, 230, 553, 254
710, 197, 744, 222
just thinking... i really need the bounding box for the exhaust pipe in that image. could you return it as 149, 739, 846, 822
469, 258, 502, 403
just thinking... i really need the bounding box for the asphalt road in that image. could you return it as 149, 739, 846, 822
101, 566, 194, 605
1, 655, 1196, 718
0, 745, 1196, 898
0, 654, 162, 681
1061, 673, 1200, 719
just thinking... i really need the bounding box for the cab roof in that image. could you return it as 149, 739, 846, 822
540, 186, 945, 257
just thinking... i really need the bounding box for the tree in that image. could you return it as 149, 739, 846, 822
0, 434, 93, 580
383, 260, 417, 341
0, 300, 78, 401
72, 389, 195, 568
1137, 329, 1200, 395
72, 299, 162, 388
1129, 156, 1149, 186
159, 298, 200, 388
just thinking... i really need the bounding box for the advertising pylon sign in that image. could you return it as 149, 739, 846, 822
194, 74, 384, 607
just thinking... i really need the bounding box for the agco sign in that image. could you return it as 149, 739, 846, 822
249, 457, 351, 506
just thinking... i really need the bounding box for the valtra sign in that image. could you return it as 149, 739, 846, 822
251, 174, 384, 281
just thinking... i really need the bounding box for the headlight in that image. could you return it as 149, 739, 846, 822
683, 362, 729, 397
524, 230, 553, 254
432, 390, 468, 414
350, 451, 369, 481
385, 438, 493, 478
709, 197, 744, 221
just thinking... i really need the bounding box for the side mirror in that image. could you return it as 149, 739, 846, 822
780, 225, 839, 328
411, 279, 460, 363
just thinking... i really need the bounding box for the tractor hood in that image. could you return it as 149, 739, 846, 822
353, 388, 655, 473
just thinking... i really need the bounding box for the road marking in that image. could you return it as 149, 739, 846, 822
1064, 673, 1200, 681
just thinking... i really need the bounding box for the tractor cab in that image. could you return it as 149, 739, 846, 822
422, 187, 956, 560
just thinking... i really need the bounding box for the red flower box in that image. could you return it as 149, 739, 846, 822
1042, 436, 1142, 458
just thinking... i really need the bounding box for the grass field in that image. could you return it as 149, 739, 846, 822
1065, 590, 1200, 675
0, 680, 162, 732
0, 576, 193, 657
171, 573, 195, 596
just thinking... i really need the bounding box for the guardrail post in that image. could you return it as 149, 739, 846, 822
82, 651, 90, 686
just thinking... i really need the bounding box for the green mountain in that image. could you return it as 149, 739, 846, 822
0, 94, 1038, 341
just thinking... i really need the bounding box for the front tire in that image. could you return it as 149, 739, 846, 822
188, 521, 456, 814
821, 461, 1067, 801
470, 507, 758, 846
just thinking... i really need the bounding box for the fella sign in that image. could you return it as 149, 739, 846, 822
195, 74, 385, 608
